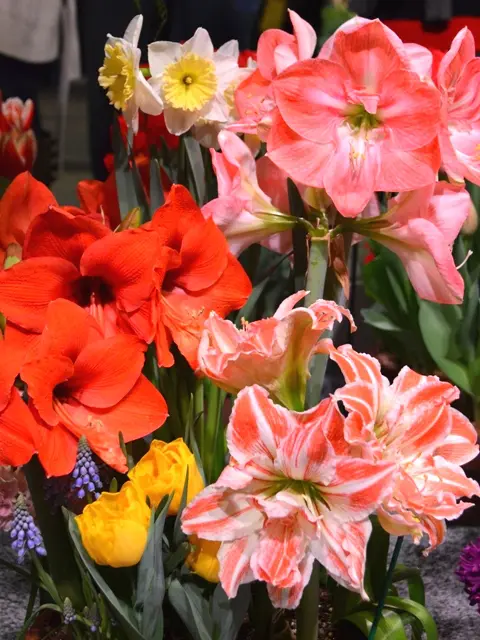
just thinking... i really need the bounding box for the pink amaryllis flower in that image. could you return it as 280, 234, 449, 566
269, 19, 442, 217
232, 9, 316, 140
197, 290, 354, 410
202, 130, 296, 255
355, 181, 470, 304
434, 27, 480, 185
330, 345, 480, 549
182, 385, 396, 606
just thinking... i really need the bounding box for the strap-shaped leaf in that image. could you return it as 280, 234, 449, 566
168, 578, 213, 640
385, 596, 438, 640
137, 494, 173, 640
391, 565, 425, 606
342, 609, 409, 639
66, 511, 143, 640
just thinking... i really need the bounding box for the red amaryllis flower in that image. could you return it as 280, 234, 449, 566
6, 299, 167, 476
0, 171, 57, 267
82, 185, 252, 368
0, 97, 37, 180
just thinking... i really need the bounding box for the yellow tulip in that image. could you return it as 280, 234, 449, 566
129, 439, 204, 514
76, 481, 150, 568
186, 535, 220, 583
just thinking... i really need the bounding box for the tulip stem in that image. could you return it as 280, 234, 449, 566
305, 237, 329, 407
368, 536, 404, 640
297, 560, 320, 640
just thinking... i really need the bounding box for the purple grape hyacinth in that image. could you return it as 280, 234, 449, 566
457, 536, 480, 613
10, 494, 46, 563
71, 436, 103, 500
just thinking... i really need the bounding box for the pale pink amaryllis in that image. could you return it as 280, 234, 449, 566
202, 130, 296, 255
355, 181, 470, 304
329, 345, 480, 549
434, 27, 480, 185
197, 290, 354, 410
182, 385, 396, 606
232, 9, 316, 140
319, 16, 434, 80
269, 19, 442, 217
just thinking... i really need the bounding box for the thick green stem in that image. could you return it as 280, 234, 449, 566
24, 457, 84, 609
297, 561, 320, 640
204, 381, 221, 484
368, 536, 404, 640
194, 378, 205, 462
305, 237, 330, 408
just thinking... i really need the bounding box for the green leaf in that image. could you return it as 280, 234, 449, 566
137, 494, 172, 640
183, 136, 206, 205
342, 608, 409, 639
362, 307, 402, 333
365, 518, 390, 602
391, 566, 425, 606
418, 300, 471, 392
112, 115, 135, 220
130, 153, 151, 222
168, 578, 213, 640
66, 511, 143, 640
385, 596, 438, 639
173, 468, 189, 546
288, 178, 308, 294
212, 584, 250, 640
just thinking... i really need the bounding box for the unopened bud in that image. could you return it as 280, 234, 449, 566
462, 201, 478, 235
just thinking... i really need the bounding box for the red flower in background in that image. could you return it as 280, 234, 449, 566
0, 97, 37, 180
0, 172, 57, 267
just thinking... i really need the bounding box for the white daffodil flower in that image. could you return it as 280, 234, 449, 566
148, 28, 241, 136
98, 15, 163, 133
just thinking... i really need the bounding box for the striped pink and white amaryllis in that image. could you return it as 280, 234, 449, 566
181, 385, 395, 608
197, 290, 354, 411
330, 345, 480, 549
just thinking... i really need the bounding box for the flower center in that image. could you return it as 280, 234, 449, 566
345, 104, 381, 131
162, 53, 217, 112
98, 42, 136, 111
266, 477, 330, 515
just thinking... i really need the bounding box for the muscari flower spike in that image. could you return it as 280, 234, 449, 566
457, 537, 480, 613
63, 598, 76, 625
10, 494, 46, 563
71, 436, 103, 500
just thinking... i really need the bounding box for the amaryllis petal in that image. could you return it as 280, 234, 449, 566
267, 555, 315, 609
322, 458, 396, 522
0, 172, 57, 258
67, 334, 146, 408
217, 536, 257, 598
23, 208, 110, 267
312, 519, 371, 599
250, 518, 308, 590
80, 227, 160, 313
34, 418, 79, 477
182, 486, 264, 541
435, 409, 479, 465
228, 385, 292, 466
0, 257, 79, 331
0, 323, 39, 411
21, 355, 74, 427
0, 390, 37, 467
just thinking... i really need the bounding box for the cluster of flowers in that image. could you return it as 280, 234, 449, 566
76, 438, 218, 580
0, 173, 249, 477
0, 8, 479, 617
0, 96, 36, 180
103, 12, 480, 306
